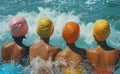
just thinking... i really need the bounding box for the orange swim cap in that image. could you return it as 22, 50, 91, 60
93, 19, 110, 42
62, 22, 80, 43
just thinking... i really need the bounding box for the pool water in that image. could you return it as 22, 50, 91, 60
0, 0, 120, 74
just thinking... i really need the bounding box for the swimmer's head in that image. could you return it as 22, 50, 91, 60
93, 19, 110, 42
62, 21, 80, 43
36, 17, 54, 38
9, 16, 28, 37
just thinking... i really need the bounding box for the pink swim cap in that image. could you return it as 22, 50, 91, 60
9, 16, 28, 37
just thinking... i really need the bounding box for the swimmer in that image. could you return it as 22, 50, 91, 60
55, 22, 86, 74
1, 16, 30, 66
87, 19, 119, 74
29, 17, 62, 74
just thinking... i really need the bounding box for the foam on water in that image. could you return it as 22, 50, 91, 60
85, 0, 98, 4
44, 0, 53, 3
30, 56, 92, 74
30, 57, 55, 74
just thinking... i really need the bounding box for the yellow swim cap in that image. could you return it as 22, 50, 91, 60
36, 17, 54, 38
93, 19, 110, 42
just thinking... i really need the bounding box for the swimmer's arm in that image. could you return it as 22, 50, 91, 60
29, 47, 36, 61
55, 52, 61, 61
114, 50, 120, 70
117, 50, 120, 63
54, 47, 62, 59
118, 50, 120, 62
1, 45, 7, 61
86, 50, 98, 71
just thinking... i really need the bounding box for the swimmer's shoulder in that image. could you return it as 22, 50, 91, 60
55, 50, 65, 60
112, 48, 120, 54
114, 48, 119, 51
53, 46, 62, 51
87, 48, 98, 57
2, 42, 16, 50
87, 48, 97, 52
30, 42, 40, 50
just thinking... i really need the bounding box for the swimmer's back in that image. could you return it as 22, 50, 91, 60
29, 41, 61, 61
87, 45, 119, 68
56, 49, 84, 63
2, 42, 25, 62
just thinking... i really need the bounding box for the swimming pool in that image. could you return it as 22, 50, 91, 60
0, 0, 120, 74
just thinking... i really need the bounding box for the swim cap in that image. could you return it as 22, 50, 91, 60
93, 19, 110, 42
36, 17, 54, 38
9, 16, 28, 37
62, 22, 80, 43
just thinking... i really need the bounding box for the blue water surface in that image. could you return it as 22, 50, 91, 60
0, 0, 120, 74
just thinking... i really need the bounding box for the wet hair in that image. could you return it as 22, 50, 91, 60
12, 36, 30, 66
97, 40, 114, 51
67, 43, 87, 59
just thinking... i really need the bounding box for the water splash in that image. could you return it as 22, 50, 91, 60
85, 0, 98, 4
30, 56, 59, 74
30, 56, 99, 74
0, 0, 120, 73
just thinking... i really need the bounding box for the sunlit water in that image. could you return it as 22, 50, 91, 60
0, 0, 120, 74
